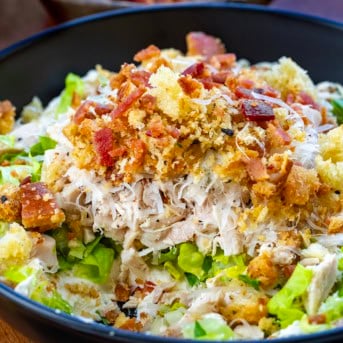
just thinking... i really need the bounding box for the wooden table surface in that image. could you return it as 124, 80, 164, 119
0, 0, 342, 342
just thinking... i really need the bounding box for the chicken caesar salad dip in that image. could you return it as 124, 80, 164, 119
1, 32, 343, 340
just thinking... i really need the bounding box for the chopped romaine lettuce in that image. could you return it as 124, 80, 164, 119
319, 292, 343, 322
332, 99, 343, 124
4, 265, 34, 284
177, 243, 204, 278
57, 73, 84, 115
158, 246, 179, 264
183, 314, 234, 340
30, 136, 57, 156
73, 244, 114, 284
31, 282, 72, 314
268, 264, 313, 328
164, 261, 183, 280
0, 222, 8, 238
0, 135, 15, 147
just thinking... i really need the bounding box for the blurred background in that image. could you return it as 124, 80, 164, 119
0, 0, 342, 50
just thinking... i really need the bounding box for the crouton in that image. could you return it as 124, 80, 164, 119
283, 165, 320, 205
0, 184, 21, 222
0, 100, 15, 134
20, 182, 65, 231
247, 253, 279, 289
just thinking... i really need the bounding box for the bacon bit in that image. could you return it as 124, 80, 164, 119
93, 128, 114, 167
20, 176, 32, 186
182, 62, 205, 78
115, 283, 130, 302
146, 119, 164, 138
266, 123, 291, 149
308, 314, 326, 325
130, 70, 151, 88
212, 71, 232, 84
110, 63, 135, 90
238, 79, 255, 89
297, 91, 320, 110
199, 78, 221, 90
240, 99, 275, 121
178, 75, 202, 97
130, 139, 146, 164
282, 264, 296, 278
134, 44, 160, 62
94, 103, 114, 116
258, 86, 280, 98
186, 32, 225, 58
104, 310, 119, 325
109, 146, 127, 158
20, 182, 65, 231
209, 53, 236, 70
117, 318, 142, 332
286, 93, 295, 105
236, 86, 280, 100
167, 126, 180, 139
111, 87, 145, 119
245, 158, 269, 182
73, 101, 95, 124
141, 280, 156, 294
235, 86, 254, 99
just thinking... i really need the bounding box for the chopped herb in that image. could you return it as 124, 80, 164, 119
239, 274, 260, 290
185, 273, 200, 287
194, 321, 206, 337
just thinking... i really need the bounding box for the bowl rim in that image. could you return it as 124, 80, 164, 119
0, 2, 342, 58
0, 2, 343, 342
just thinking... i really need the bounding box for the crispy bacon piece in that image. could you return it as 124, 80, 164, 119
266, 123, 291, 149
94, 128, 114, 167
130, 70, 151, 87
245, 158, 269, 182
73, 101, 114, 124
94, 103, 115, 116
308, 314, 326, 325
139, 94, 156, 114
115, 283, 130, 302
297, 91, 320, 110
178, 75, 202, 97
73, 101, 95, 124
209, 53, 236, 70
134, 44, 161, 62
20, 182, 65, 231
111, 87, 145, 119
130, 139, 146, 164
186, 32, 225, 58
236, 86, 279, 100
240, 99, 275, 121
211, 71, 232, 84
182, 62, 205, 78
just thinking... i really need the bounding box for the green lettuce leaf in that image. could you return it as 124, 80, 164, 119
4, 265, 34, 284
332, 99, 343, 124
73, 244, 114, 284
183, 315, 234, 340
30, 136, 57, 156
319, 292, 343, 322
31, 282, 72, 314
268, 264, 313, 328
177, 243, 204, 278
0, 135, 15, 147
57, 73, 84, 115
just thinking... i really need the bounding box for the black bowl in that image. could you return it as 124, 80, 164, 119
0, 3, 343, 343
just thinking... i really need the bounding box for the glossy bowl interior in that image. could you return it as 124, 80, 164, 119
0, 3, 343, 342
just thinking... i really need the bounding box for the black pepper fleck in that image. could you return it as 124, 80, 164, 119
0, 195, 8, 203
221, 128, 234, 136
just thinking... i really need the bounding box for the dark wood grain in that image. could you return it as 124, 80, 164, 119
0, 319, 33, 343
